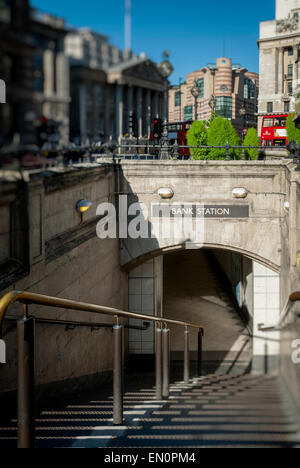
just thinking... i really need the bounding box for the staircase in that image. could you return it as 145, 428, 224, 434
1, 373, 299, 448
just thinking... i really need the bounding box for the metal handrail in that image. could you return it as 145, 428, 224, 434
0, 290, 204, 338
4, 316, 151, 332
0, 290, 204, 448
259, 292, 300, 332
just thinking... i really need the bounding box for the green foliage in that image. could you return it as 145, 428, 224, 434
187, 121, 208, 160
243, 128, 260, 160
207, 117, 241, 160
286, 113, 300, 143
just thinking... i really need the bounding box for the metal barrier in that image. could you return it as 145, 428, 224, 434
0, 290, 204, 448
258, 292, 300, 332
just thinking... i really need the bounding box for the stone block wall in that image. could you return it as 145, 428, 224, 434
0, 165, 128, 394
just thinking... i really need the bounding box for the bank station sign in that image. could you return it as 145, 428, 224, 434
152, 205, 250, 219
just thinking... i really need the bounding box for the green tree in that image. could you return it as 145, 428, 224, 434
243, 128, 260, 160
187, 121, 208, 160
207, 116, 241, 160
286, 113, 300, 143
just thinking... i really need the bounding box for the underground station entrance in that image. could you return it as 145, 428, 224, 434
128, 248, 280, 377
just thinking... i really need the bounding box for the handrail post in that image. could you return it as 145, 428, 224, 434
184, 327, 190, 384
17, 316, 35, 449
113, 320, 123, 426
155, 323, 163, 400
162, 325, 170, 399
198, 329, 203, 377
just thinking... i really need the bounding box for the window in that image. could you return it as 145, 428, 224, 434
174, 91, 181, 107
267, 102, 273, 113
0, 0, 11, 24
288, 81, 293, 95
197, 78, 204, 98
288, 48, 294, 56
263, 118, 274, 128
284, 101, 290, 113
215, 96, 232, 119
288, 64, 293, 77
244, 78, 255, 99
274, 117, 287, 127
184, 106, 193, 121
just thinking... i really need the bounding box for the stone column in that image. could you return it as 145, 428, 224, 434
146, 89, 151, 138
116, 84, 124, 143
43, 49, 54, 96
127, 85, 134, 137
154, 92, 160, 119
104, 85, 111, 140
56, 52, 70, 145
294, 46, 299, 88
278, 48, 284, 95
137, 87, 143, 139
79, 84, 87, 145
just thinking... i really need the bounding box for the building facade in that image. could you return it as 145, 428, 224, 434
66, 29, 165, 144
169, 57, 259, 137
258, 0, 300, 134
0, 2, 70, 148
30, 8, 70, 146
0, 0, 35, 146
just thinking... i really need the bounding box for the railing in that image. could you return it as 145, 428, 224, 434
259, 292, 300, 332
2, 140, 299, 169
0, 291, 204, 449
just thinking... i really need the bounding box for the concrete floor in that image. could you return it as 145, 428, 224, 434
163, 250, 252, 374
1, 373, 299, 448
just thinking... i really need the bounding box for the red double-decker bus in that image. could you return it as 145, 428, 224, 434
261, 114, 288, 147
150, 120, 193, 158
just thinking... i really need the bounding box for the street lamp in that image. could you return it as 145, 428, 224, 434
157, 51, 174, 160
209, 95, 217, 116
239, 106, 247, 140
191, 81, 201, 121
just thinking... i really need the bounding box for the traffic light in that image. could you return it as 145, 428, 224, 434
37, 116, 48, 147
153, 118, 163, 139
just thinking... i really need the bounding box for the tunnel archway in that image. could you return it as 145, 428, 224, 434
127, 245, 281, 376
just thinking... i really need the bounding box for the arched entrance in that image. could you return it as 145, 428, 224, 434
127, 245, 280, 375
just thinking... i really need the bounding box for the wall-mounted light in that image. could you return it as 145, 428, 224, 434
76, 200, 92, 223
284, 201, 290, 212
232, 188, 248, 199
157, 188, 174, 200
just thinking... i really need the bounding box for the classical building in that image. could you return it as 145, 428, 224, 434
30, 8, 70, 145
0, 2, 70, 147
66, 29, 165, 144
0, 0, 35, 146
169, 57, 259, 136
258, 0, 300, 134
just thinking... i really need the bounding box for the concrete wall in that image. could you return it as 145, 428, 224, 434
119, 160, 289, 272
128, 259, 155, 355
0, 165, 128, 394
252, 262, 281, 374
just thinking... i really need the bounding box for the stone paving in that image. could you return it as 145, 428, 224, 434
0, 373, 299, 448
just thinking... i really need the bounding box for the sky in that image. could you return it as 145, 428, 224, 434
32, 0, 276, 84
